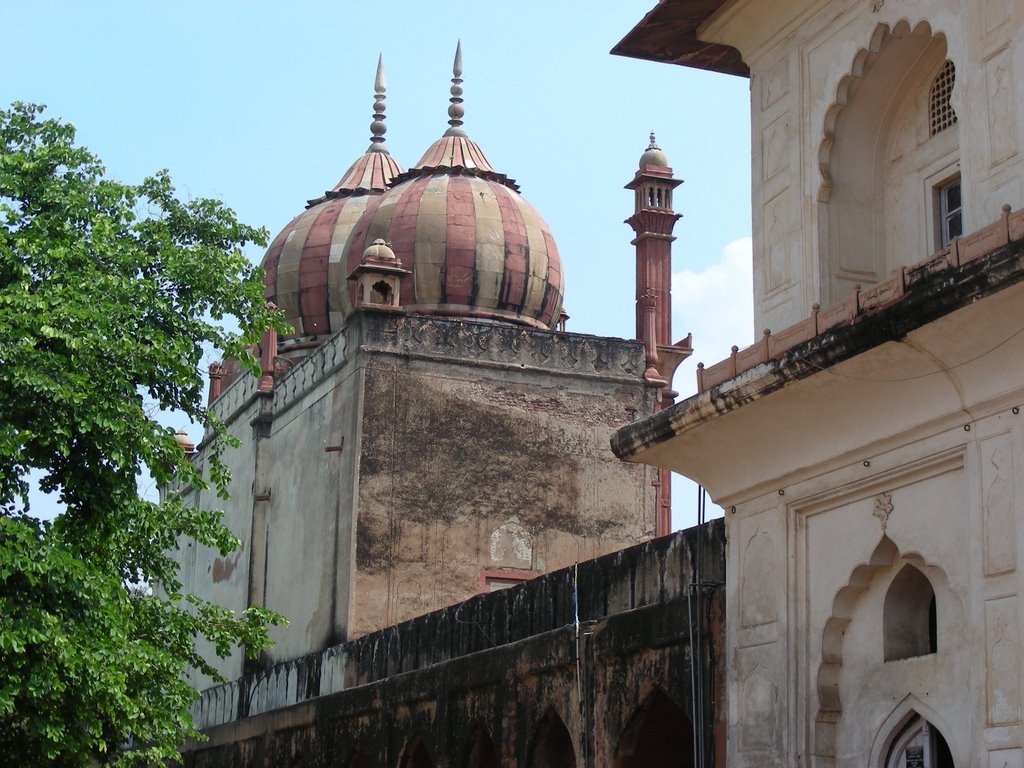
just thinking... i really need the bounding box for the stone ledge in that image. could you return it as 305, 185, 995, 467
696, 205, 1024, 393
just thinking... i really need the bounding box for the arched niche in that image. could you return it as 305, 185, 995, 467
464, 722, 500, 768
883, 564, 937, 661
397, 737, 432, 768
818, 20, 959, 306
344, 746, 372, 768
814, 534, 959, 763
526, 709, 577, 768
613, 688, 693, 768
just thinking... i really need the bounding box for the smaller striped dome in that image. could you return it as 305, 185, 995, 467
261, 193, 381, 338
262, 56, 403, 346
317, 147, 402, 203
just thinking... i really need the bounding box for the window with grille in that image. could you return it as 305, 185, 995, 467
929, 60, 957, 136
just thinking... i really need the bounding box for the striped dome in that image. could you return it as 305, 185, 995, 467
261, 46, 565, 341
261, 56, 404, 344
342, 170, 563, 329
261, 192, 381, 338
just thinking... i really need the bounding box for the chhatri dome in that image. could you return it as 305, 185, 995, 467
262, 44, 565, 350
261, 55, 404, 348
639, 131, 669, 168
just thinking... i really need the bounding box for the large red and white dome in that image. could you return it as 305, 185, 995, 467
341, 130, 563, 329
261, 46, 564, 348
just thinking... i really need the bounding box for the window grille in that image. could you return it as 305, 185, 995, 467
929, 60, 957, 136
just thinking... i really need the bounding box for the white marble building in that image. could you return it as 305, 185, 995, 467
613, 2, 1024, 766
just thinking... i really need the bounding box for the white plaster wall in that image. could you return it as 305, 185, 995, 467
175, 405, 259, 689
703, 0, 1024, 335
724, 404, 1024, 767
262, 361, 360, 662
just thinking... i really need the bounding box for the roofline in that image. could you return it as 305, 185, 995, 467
611, 0, 749, 78
612, 219, 1024, 463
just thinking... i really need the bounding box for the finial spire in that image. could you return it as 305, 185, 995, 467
368, 53, 389, 152
445, 40, 466, 137
647, 131, 659, 150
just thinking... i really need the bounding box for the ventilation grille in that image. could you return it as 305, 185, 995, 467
930, 60, 958, 136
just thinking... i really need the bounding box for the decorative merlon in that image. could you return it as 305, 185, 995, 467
697, 205, 1024, 392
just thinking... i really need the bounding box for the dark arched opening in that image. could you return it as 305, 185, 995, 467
884, 564, 938, 661
885, 714, 954, 767
464, 723, 500, 768
526, 709, 576, 768
613, 688, 693, 768
344, 747, 372, 768
398, 737, 432, 768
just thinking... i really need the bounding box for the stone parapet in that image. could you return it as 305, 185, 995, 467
206, 313, 647, 434
696, 205, 1024, 392
191, 520, 724, 730
358, 312, 646, 383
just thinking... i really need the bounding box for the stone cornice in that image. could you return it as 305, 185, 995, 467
356, 313, 646, 382
612, 216, 1024, 469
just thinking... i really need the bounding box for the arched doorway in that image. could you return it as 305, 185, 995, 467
464, 723, 499, 768
344, 747, 372, 768
398, 737, 432, 768
885, 714, 954, 768
613, 688, 693, 768
883, 564, 937, 661
526, 709, 577, 768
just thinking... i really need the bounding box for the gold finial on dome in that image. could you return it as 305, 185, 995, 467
445, 40, 466, 138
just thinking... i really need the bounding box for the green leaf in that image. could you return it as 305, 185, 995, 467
0, 102, 284, 766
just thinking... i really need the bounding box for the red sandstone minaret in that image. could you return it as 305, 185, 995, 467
626, 133, 692, 536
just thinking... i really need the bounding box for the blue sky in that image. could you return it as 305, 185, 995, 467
3, 1, 754, 528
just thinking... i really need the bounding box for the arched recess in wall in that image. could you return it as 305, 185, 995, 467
817, 20, 960, 306
526, 708, 577, 768
883, 564, 937, 661
397, 737, 432, 768
613, 687, 693, 768
869, 698, 957, 768
814, 535, 956, 763
464, 722, 500, 768
343, 746, 372, 768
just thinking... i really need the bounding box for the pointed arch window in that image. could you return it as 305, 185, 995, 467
465, 724, 500, 768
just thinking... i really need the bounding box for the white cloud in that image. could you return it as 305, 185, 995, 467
668, 237, 755, 530
671, 236, 755, 397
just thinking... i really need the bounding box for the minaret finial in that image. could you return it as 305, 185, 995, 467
445, 40, 466, 137
368, 53, 389, 153
648, 131, 659, 150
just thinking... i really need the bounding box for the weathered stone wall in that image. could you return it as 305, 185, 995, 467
352, 313, 660, 635
170, 310, 659, 670
184, 521, 725, 768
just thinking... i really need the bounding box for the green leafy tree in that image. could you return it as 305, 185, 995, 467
0, 102, 286, 766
